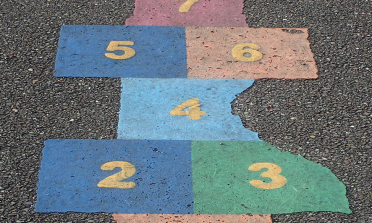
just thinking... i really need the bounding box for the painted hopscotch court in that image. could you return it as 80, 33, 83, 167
36, 0, 351, 222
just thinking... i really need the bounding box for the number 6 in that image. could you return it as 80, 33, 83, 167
231, 43, 263, 62
105, 41, 136, 60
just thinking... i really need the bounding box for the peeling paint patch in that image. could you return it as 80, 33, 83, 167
113, 213, 272, 223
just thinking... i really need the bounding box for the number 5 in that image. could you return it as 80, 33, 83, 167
105, 41, 136, 60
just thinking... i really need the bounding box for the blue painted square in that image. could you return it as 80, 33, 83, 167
36, 139, 194, 213
54, 25, 188, 78
118, 78, 261, 141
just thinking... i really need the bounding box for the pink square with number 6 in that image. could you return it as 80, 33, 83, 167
185, 27, 318, 79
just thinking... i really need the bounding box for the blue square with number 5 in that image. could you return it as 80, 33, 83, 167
54, 25, 188, 78
35, 139, 194, 213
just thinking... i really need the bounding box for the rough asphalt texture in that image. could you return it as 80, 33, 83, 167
0, 0, 371, 222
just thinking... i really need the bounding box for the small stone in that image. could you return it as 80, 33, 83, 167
28, 68, 33, 71
12, 109, 18, 112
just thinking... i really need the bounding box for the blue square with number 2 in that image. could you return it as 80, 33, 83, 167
54, 25, 188, 78
35, 139, 194, 213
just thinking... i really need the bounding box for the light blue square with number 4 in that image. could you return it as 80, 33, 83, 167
118, 78, 261, 141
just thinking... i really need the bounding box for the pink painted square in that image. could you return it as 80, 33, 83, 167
113, 214, 272, 223
185, 27, 318, 79
125, 0, 248, 27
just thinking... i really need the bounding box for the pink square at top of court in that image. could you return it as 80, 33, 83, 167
185, 27, 318, 79
125, 0, 248, 27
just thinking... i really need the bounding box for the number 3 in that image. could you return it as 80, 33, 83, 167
97, 161, 136, 189
105, 41, 136, 60
248, 163, 287, 189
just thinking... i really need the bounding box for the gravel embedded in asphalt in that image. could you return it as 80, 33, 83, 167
0, 0, 371, 222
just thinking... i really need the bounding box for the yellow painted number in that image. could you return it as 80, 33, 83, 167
97, 161, 136, 189
105, 41, 136, 60
248, 163, 287, 189
178, 0, 199, 12
231, 43, 263, 62
170, 98, 206, 120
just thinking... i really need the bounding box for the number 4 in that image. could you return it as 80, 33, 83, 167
170, 98, 206, 120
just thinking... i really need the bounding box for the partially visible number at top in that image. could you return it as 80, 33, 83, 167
178, 0, 199, 12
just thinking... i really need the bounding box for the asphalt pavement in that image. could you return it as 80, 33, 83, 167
0, 0, 371, 222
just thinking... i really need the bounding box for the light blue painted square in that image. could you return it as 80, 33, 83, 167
54, 25, 187, 78
35, 139, 194, 213
118, 78, 260, 141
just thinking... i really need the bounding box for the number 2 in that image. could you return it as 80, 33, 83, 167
248, 163, 287, 189
105, 41, 136, 60
97, 161, 136, 189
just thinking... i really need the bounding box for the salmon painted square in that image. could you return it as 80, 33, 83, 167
185, 27, 318, 79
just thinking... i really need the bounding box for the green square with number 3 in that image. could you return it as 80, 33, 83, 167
191, 141, 351, 214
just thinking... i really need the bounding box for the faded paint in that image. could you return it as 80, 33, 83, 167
113, 214, 272, 223
125, 0, 248, 27
186, 27, 318, 79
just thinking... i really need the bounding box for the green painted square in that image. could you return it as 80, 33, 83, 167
191, 141, 351, 214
